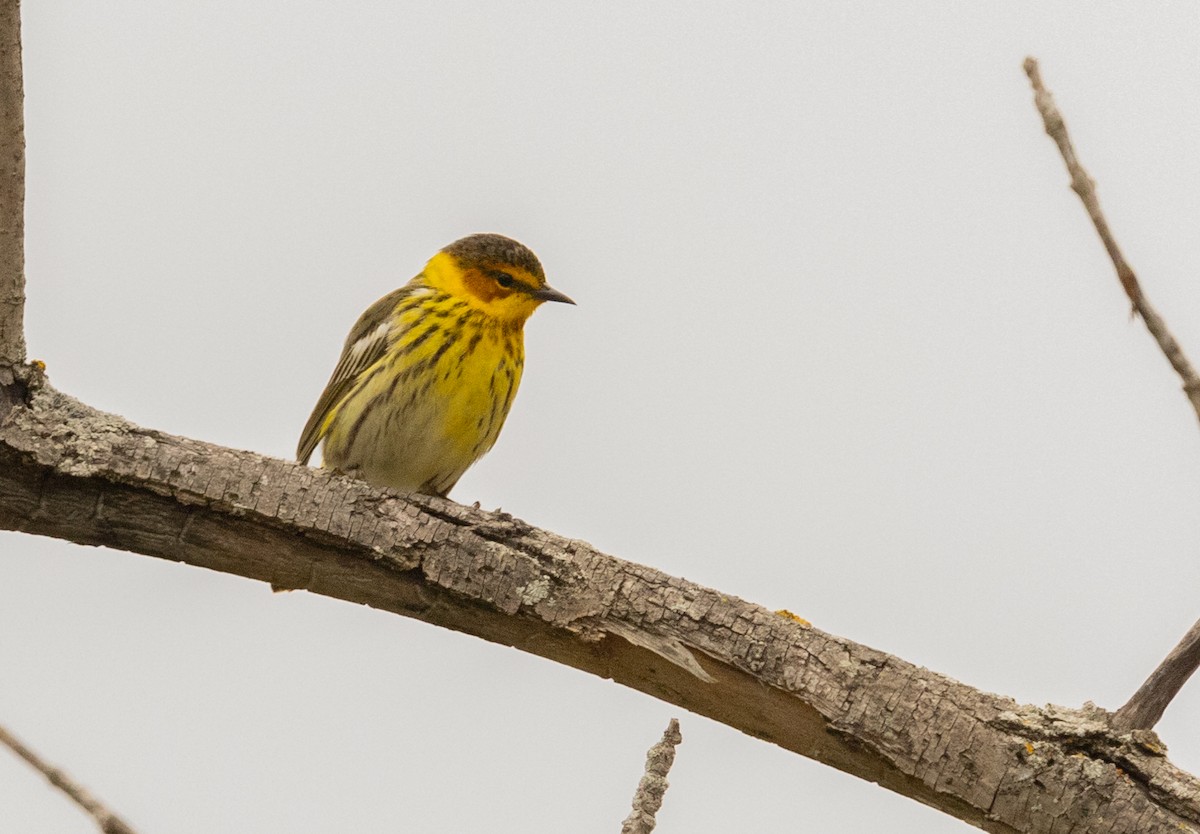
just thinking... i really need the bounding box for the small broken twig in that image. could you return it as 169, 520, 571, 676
0, 722, 140, 834
1024, 57, 1200, 731
620, 719, 682, 834
1024, 56, 1200, 427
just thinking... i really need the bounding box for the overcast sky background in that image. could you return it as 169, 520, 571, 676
3, 3, 1200, 832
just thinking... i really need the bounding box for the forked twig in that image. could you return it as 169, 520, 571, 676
0, 723, 140, 834
1024, 57, 1200, 731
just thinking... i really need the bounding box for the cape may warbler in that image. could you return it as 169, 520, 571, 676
297, 233, 573, 496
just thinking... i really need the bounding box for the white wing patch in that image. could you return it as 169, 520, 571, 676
350, 321, 392, 360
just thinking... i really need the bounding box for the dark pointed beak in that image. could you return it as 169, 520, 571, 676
532, 284, 575, 305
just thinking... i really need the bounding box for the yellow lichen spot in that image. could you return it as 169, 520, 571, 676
774, 609, 811, 627
1024, 742, 1035, 755
31, 359, 45, 371
1131, 731, 1167, 757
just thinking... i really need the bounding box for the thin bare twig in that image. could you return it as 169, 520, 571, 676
1024, 56, 1200, 426
0, 0, 24, 367
620, 719, 682, 834
1024, 57, 1200, 731
1113, 618, 1200, 732
0, 723, 140, 834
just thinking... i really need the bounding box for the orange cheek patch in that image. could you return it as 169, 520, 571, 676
461, 268, 508, 304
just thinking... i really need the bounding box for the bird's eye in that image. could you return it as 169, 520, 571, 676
495, 271, 515, 288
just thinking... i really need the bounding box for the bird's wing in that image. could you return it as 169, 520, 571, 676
296, 285, 417, 464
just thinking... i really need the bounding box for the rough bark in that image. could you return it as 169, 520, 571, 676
621, 718, 682, 834
2, 382, 1199, 834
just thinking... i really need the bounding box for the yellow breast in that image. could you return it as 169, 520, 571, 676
319, 288, 526, 496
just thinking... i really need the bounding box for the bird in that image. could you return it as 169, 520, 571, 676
297, 233, 573, 497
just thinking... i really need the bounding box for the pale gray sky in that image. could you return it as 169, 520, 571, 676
4, 2, 1200, 832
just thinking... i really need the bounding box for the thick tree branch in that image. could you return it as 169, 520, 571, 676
0, 0, 22, 367
2, 385, 1199, 833
621, 719, 681, 834
0, 722, 139, 834
1024, 57, 1200, 732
